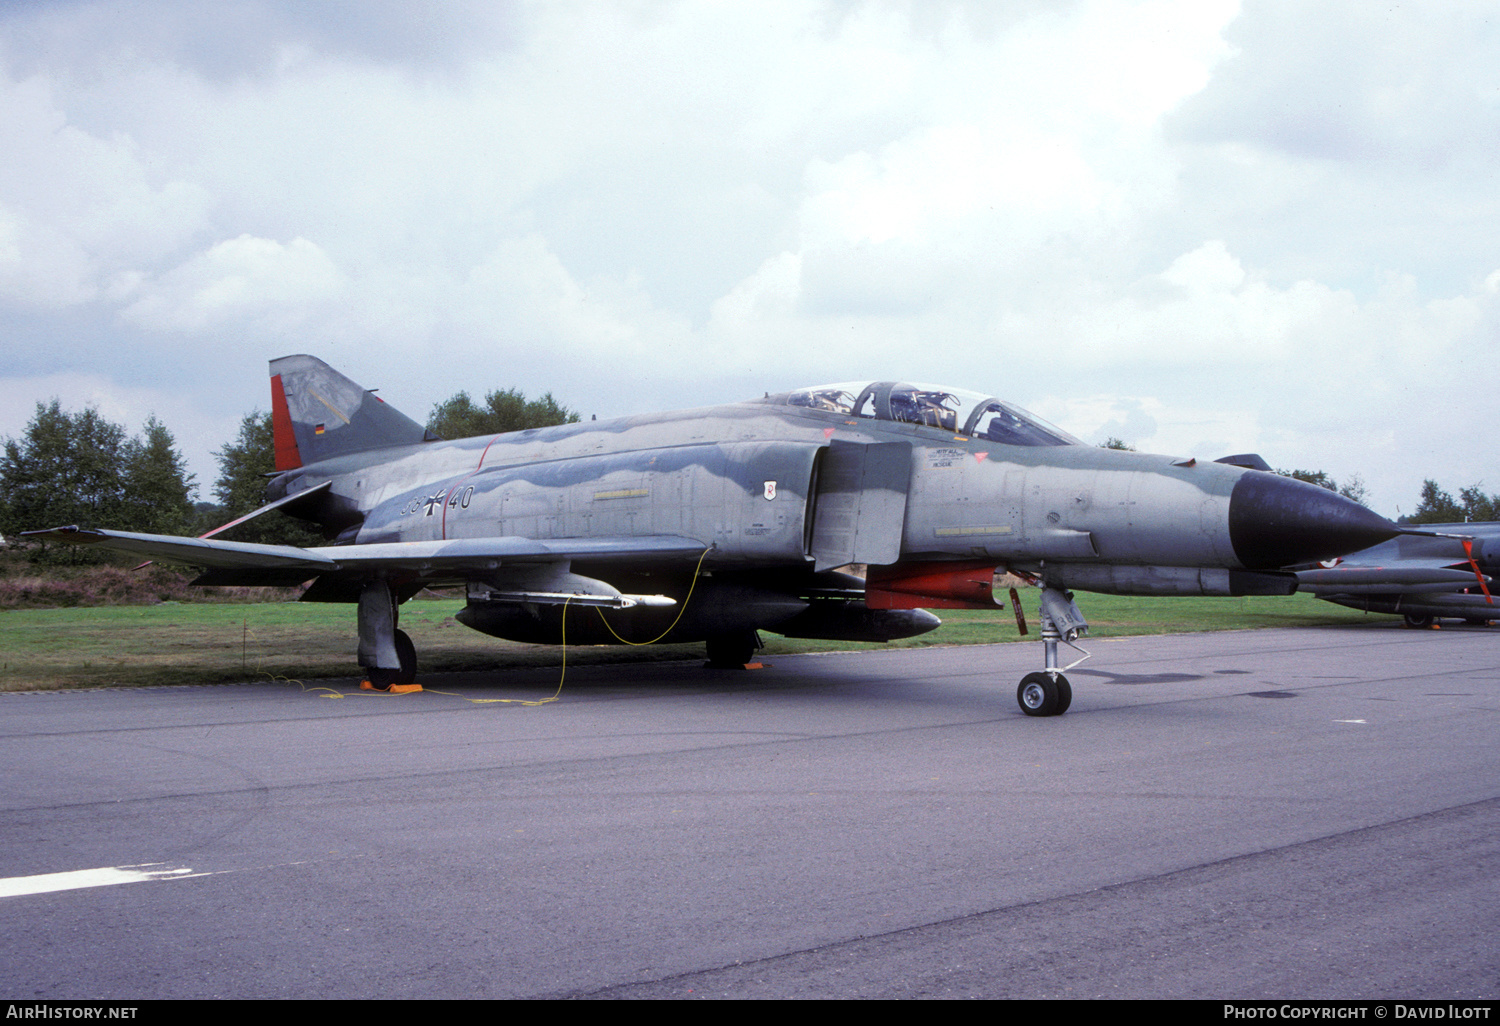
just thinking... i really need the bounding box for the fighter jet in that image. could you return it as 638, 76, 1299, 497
1296, 523, 1499, 628
27, 356, 1399, 715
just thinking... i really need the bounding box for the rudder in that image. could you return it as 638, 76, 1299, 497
270, 355, 435, 470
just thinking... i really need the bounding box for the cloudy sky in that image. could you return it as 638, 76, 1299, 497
1, 0, 1496, 517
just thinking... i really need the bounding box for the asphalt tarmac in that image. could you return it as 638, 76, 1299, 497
2, 621, 1497, 999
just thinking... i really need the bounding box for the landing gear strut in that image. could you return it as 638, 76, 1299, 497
358, 580, 421, 692
1017, 586, 1088, 717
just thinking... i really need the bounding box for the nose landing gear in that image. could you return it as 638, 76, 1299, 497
1016, 586, 1088, 717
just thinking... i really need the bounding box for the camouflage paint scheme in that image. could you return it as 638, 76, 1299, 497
29, 356, 1399, 715
1296, 523, 1500, 627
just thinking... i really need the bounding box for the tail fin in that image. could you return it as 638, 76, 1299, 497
269, 355, 436, 470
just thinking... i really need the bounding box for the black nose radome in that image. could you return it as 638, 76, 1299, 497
1229, 471, 1398, 569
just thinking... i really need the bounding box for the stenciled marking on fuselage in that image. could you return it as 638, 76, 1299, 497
926, 448, 968, 468
399, 485, 473, 517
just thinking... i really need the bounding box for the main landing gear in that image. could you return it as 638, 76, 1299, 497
358, 580, 421, 692
705, 630, 762, 668
1016, 586, 1089, 717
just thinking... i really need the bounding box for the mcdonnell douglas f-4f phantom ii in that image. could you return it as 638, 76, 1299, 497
28, 356, 1400, 715
1296, 522, 1499, 628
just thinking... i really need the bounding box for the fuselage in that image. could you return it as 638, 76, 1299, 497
25, 361, 1403, 689
266, 382, 1385, 588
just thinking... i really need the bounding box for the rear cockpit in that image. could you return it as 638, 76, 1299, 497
766, 381, 1082, 447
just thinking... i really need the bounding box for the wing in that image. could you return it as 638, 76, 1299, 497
22, 526, 339, 573
21, 526, 709, 603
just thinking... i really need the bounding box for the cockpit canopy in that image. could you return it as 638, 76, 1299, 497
767, 381, 1082, 447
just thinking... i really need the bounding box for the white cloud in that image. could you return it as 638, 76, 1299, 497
122, 235, 344, 332
0, 73, 210, 309
710, 251, 803, 329
0, 0, 1496, 520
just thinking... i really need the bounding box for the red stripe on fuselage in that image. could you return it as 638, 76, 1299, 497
441, 434, 503, 539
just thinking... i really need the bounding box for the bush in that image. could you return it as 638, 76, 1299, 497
0, 560, 302, 609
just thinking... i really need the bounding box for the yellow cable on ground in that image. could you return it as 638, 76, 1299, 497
263, 672, 386, 700
283, 546, 713, 705
428, 595, 571, 706
595, 547, 713, 646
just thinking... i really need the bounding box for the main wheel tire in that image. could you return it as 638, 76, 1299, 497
365, 629, 418, 690
705, 630, 758, 668
1403, 613, 1434, 628
393, 628, 417, 688
1054, 674, 1073, 715
1017, 672, 1062, 717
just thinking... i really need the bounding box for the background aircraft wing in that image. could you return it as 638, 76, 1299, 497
1295, 565, 1487, 594
1295, 527, 1495, 596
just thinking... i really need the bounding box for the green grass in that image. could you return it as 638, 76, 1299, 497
0, 592, 1380, 692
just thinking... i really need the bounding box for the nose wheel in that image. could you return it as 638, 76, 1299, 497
1017, 672, 1072, 716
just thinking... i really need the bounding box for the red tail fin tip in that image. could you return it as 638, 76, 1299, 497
270, 374, 303, 471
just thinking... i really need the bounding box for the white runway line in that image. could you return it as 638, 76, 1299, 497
0, 863, 196, 898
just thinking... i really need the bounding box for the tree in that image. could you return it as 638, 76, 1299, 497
212, 412, 322, 546
1279, 468, 1337, 492
427, 388, 580, 439
1098, 437, 1135, 451
1337, 473, 1368, 506
1458, 485, 1500, 522
1406, 480, 1499, 524
119, 416, 197, 536
0, 404, 200, 561
1, 401, 130, 561
1409, 480, 1464, 524
1278, 468, 1370, 507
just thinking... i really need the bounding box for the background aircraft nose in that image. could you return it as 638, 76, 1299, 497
1228, 471, 1398, 569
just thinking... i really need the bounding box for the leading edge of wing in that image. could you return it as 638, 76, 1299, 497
329, 535, 710, 572
22, 526, 709, 575
21, 526, 338, 571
